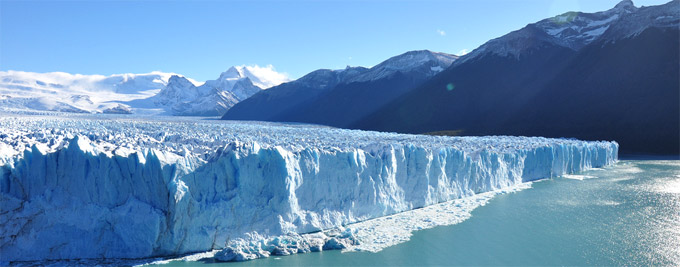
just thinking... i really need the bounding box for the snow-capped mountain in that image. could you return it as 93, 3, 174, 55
354, 0, 679, 155
349, 50, 458, 82
294, 66, 370, 90
0, 65, 289, 116
0, 70, 199, 114
600, 0, 679, 40
540, 0, 638, 48
153, 65, 290, 116
155, 75, 199, 106
223, 65, 290, 89
201, 67, 265, 100
222, 50, 458, 127
218, 66, 370, 122
457, 0, 679, 64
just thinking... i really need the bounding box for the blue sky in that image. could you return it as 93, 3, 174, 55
0, 0, 670, 81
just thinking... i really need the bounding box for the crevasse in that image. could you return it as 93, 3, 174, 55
0, 118, 617, 262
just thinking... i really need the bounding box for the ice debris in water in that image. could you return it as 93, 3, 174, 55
214, 228, 359, 262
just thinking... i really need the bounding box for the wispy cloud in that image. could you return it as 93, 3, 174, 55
436, 29, 446, 36
457, 49, 469, 56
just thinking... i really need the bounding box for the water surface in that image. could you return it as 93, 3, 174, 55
158, 160, 680, 266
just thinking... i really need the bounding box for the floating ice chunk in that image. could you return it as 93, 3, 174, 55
561, 174, 598, 180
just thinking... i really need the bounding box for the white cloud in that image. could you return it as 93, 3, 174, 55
238, 64, 290, 89
457, 49, 469, 56
436, 29, 446, 36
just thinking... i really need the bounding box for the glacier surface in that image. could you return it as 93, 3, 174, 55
0, 115, 618, 263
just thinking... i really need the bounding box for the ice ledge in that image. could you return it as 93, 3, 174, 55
212, 182, 534, 263
0, 117, 618, 263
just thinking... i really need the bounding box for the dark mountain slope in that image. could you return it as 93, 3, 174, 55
278, 69, 434, 127
222, 50, 457, 126
221, 68, 368, 121
353, 26, 679, 155
513, 27, 679, 154
350, 40, 576, 132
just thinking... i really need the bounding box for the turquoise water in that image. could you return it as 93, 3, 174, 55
158, 160, 680, 266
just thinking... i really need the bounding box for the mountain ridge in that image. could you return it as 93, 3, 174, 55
455, 0, 677, 65
222, 50, 458, 126
0, 65, 290, 116
352, 0, 679, 155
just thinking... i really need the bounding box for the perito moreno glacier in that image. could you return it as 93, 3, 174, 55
0, 115, 618, 263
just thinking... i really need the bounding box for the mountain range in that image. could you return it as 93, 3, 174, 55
353, 0, 679, 155
0, 71, 179, 114
0, 65, 289, 116
150, 66, 289, 116
223, 0, 679, 155
221, 50, 458, 127
0, 0, 676, 155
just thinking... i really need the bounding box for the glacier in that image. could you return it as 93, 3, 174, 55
0, 115, 618, 263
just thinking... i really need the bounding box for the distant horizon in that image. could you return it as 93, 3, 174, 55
0, 0, 671, 81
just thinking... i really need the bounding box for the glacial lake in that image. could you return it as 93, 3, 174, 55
156, 160, 679, 266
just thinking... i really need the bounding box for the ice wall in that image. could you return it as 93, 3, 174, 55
0, 116, 618, 262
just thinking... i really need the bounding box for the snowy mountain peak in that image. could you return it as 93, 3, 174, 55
349, 50, 458, 82
217, 65, 289, 89
168, 74, 195, 87
155, 75, 197, 106
153, 65, 289, 116
381, 50, 457, 70
0, 65, 287, 116
218, 66, 244, 80
456, 0, 675, 65
613, 0, 637, 12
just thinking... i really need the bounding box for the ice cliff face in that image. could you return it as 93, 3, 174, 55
0, 116, 618, 262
